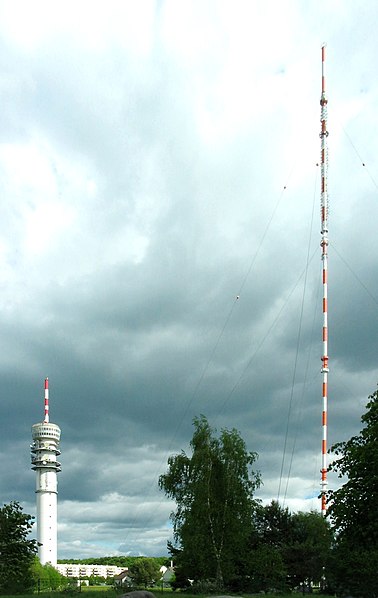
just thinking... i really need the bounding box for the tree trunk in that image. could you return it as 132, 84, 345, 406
215, 558, 223, 592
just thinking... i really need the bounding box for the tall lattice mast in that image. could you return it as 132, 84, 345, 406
319, 44, 329, 516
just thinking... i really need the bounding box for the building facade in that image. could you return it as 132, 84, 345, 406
56, 564, 126, 579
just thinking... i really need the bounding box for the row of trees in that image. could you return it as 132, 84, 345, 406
58, 555, 167, 568
159, 389, 378, 597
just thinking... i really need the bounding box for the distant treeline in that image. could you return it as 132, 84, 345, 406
57, 556, 169, 568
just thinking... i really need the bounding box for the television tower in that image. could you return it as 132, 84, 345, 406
319, 44, 329, 516
31, 378, 61, 565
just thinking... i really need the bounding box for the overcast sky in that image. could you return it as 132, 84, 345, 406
0, 0, 377, 560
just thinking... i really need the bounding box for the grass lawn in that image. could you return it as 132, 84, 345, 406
0, 591, 336, 598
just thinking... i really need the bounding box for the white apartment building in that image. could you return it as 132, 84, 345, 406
56, 564, 126, 579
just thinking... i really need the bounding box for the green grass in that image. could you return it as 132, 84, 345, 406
84, 591, 117, 596
0, 592, 337, 598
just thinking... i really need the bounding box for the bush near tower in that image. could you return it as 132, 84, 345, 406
0, 501, 37, 594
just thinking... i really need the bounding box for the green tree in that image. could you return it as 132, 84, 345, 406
327, 388, 378, 597
283, 511, 332, 591
159, 415, 260, 590
129, 558, 160, 588
253, 500, 293, 549
31, 559, 67, 591
0, 501, 38, 594
88, 575, 106, 586
249, 502, 332, 593
248, 501, 292, 592
248, 544, 286, 593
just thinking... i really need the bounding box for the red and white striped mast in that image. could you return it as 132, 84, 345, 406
319, 44, 329, 516
44, 377, 49, 423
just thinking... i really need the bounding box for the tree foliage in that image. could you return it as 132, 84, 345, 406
327, 388, 378, 597
252, 500, 293, 549
248, 543, 287, 593
284, 511, 332, 590
159, 415, 260, 590
250, 501, 332, 592
128, 557, 161, 588
58, 556, 168, 567
31, 559, 67, 591
0, 501, 38, 594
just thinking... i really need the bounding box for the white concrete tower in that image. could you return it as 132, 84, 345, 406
31, 378, 61, 565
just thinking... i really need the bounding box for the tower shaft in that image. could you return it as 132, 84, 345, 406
31, 378, 61, 565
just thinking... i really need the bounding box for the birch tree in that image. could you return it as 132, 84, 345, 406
159, 415, 260, 590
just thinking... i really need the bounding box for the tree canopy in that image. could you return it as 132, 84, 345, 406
284, 511, 332, 591
0, 501, 38, 594
58, 556, 168, 567
327, 388, 378, 597
129, 557, 161, 588
159, 415, 261, 590
31, 559, 67, 591
249, 501, 332, 593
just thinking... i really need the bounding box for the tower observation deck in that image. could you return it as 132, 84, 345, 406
31, 378, 61, 566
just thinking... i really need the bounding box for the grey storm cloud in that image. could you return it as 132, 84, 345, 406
0, 0, 378, 559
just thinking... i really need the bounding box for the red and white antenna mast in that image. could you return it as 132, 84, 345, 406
44, 377, 50, 423
319, 44, 329, 516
